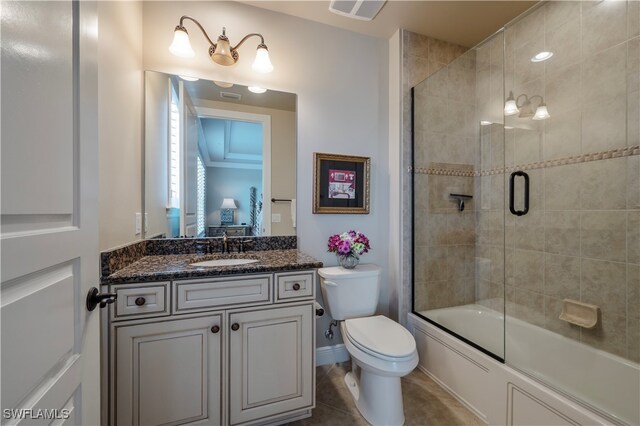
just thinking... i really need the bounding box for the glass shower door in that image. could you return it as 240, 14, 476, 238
412, 31, 506, 361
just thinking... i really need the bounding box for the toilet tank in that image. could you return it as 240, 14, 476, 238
318, 264, 381, 320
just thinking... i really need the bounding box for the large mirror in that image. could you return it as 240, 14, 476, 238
144, 71, 297, 238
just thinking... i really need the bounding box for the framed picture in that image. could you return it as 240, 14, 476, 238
313, 152, 370, 214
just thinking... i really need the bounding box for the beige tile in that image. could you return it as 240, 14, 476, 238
427, 280, 465, 309
545, 63, 581, 116
514, 38, 545, 86
581, 96, 627, 153
414, 245, 428, 282
448, 101, 477, 138
514, 127, 543, 165
628, 36, 639, 95
545, 16, 581, 75
414, 281, 429, 312
581, 258, 627, 315
402, 373, 484, 426
512, 6, 545, 50
629, 264, 639, 318
428, 37, 456, 64
414, 175, 429, 211
582, 43, 627, 105
544, 296, 581, 341
581, 211, 627, 262
630, 0, 640, 39
629, 154, 640, 209
512, 249, 544, 293
545, 211, 580, 256
515, 211, 545, 251
406, 31, 429, 58
447, 213, 475, 245
544, 1, 580, 30
544, 164, 581, 211
543, 109, 582, 160
629, 211, 640, 264
314, 362, 362, 419
424, 95, 450, 134
514, 288, 545, 327
447, 63, 476, 104
628, 90, 639, 149
408, 54, 431, 88
290, 401, 368, 426
580, 157, 628, 210
628, 316, 640, 363
544, 254, 580, 299
582, 0, 628, 56
581, 312, 627, 358
426, 246, 450, 282
489, 173, 505, 211
415, 211, 446, 247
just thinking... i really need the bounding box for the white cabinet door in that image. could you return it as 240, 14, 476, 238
115, 315, 222, 425
1, 1, 100, 424
229, 305, 313, 425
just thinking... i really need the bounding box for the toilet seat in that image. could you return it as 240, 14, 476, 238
344, 316, 416, 362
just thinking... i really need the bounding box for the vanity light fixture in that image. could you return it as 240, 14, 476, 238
248, 86, 267, 94
169, 16, 274, 73
504, 91, 550, 120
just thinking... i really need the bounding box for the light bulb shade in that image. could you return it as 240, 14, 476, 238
212, 36, 236, 66
532, 104, 550, 120
504, 99, 519, 116
169, 27, 195, 58
252, 44, 273, 73
220, 198, 238, 209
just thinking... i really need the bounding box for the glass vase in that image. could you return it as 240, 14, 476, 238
337, 253, 359, 269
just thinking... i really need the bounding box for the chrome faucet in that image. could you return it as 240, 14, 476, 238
221, 231, 230, 254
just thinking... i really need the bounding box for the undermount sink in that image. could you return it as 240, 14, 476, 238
190, 259, 259, 267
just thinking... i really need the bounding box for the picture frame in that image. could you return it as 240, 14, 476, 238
313, 152, 370, 214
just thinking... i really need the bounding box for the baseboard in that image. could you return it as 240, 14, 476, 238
316, 344, 350, 366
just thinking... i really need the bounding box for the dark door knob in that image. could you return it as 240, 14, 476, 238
86, 287, 117, 311
292, 283, 301, 291
135, 297, 146, 306
211, 325, 220, 334
231, 323, 240, 331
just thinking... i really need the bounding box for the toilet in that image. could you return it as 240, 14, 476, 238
318, 264, 419, 426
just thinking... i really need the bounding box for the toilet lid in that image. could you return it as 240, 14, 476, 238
344, 316, 416, 359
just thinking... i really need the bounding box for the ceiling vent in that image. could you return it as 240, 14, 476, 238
329, 0, 386, 21
220, 92, 241, 101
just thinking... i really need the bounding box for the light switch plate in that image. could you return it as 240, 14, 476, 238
135, 213, 142, 235
272, 213, 281, 223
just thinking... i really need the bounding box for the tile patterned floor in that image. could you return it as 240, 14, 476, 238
289, 362, 484, 426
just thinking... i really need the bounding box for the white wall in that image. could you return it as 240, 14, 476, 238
98, 1, 143, 251
142, 1, 389, 346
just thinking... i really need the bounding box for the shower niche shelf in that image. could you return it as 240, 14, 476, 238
559, 299, 599, 329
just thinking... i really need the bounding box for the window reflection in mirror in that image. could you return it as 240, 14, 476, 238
144, 71, 297, 239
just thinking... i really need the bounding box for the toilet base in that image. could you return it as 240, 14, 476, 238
344, 365, 405, 426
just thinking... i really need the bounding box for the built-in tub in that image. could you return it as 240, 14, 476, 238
410, 305, 640, 426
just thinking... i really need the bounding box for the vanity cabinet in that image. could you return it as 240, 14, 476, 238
104, 270, 316, 426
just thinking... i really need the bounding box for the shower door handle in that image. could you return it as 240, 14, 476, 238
509, 171, 529, 216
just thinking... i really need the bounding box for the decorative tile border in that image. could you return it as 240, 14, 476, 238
411, 145, 640, 177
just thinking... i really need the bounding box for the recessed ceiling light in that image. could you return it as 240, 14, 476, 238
214, 81, 233, 88
480, 121, 492, 126
248, 86, 267, 94
531, 51, 553, 63
179, 75, 199, 81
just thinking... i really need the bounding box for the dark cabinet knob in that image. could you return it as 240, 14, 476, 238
231, 323, 240, 331
292, 283, 301, 291
135, 297, 146, 306
211, 325, 220, 334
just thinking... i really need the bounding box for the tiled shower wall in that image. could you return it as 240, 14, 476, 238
498, 1, 640, 362
401, 31, 468, 320
412, 1, 640, 363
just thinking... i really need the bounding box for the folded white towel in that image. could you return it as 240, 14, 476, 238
291, 198, 296, 228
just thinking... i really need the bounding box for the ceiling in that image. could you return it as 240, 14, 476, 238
184, 79, 297, 112
239, 1, 537, 47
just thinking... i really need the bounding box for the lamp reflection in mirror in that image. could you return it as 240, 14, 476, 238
169, 16, 273, 74
220, 198, 238, 225
504, 91, 550, 120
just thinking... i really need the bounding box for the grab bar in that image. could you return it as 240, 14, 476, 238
509, 171, 529, 216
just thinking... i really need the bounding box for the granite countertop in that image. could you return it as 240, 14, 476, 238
101, 249, 323, 284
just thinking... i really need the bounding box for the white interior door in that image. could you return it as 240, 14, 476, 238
1, 1, 100, 424
179, 81, 198, 237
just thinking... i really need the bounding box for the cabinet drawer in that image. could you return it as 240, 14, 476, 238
112, 283, 169, 320
275, 272, 314, 302
174, 275, 271, 313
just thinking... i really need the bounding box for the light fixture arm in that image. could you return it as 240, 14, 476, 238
177, 15, 217, 47
232, 33, 266, 51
